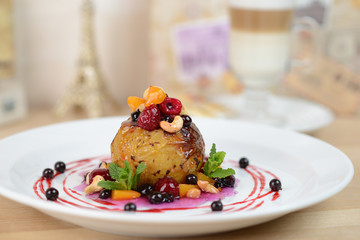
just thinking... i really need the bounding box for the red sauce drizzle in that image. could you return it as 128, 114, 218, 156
33, 156, 281, 213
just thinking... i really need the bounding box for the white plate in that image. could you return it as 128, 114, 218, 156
0, 117, 352, 237
214, 95, 334, 133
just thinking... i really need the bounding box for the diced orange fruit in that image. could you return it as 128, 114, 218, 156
196, 172, 215, 185
179, 184, 200, 198
144, 86, 166, 107
111, 190, 141, 200
127, 96, 145, 112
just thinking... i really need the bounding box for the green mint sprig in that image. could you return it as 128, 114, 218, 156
203, 143, 235, 178
97, 161, 146, 190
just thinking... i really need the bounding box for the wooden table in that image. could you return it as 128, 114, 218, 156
1, 109, 359, 240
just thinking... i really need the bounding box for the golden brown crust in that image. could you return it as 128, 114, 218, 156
111, 119, 205, 185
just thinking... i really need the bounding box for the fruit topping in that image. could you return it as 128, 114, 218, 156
45, 187, 59, 201
196, 172, 215, 185
269, 179, 282, 191
179, 184, 200, 198
181, 115, 192, 127
222, 175, 235, 188
88, 168, 112, 184
213, 178, 223, 188
154, 177, 179, 197
144, 86, 167, 107
137, 104, 161, 131
186, 188, 201, 198
138, 184, 154, 196
124, 202, 137, 212
127, 96, 145, 112
163, 193, 174, 203
148, 191, 165, 204
162, 115, 174, 123
131, 109, 141, 122
111, 190, 141, 200
239, 157, 249, 168
158, 97, 182, 115
99, 189, 112, 199
54, 161, 66, 173
185, 174, 198, 185
42, 168, 54, 179
211, 200, 223, 211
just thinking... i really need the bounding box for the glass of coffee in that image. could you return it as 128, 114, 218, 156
229, 0, 318, 124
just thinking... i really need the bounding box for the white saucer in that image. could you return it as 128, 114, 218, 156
0, 117, 352, 237
215, 95, 334, 133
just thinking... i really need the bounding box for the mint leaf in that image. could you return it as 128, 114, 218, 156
209, 143, 216, 160
108, 163, 125, 181
209, 168, 235, 178
204, 150, 226, 176
100, 160, 146, 191
98, 180, 127, 190
132, 162, 146, 189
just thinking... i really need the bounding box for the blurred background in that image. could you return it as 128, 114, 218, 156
1, 0, 360, 132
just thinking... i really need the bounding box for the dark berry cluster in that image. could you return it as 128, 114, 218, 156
42, 161, 66, 201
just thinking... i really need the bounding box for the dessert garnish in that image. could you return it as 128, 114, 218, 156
203, 144, 235, 178
45, 187, 59, 201
54, 161, 66, 173
239, 157, 249, 168
124, 203, 137, 212
269, 179, 282, 191
42, 168, 54, 179
97, 161, 146, 191
211, 200, 223, 211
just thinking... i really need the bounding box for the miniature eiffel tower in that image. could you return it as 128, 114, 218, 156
55, 0, 111, 118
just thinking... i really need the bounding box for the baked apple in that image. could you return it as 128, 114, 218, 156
111, 86, 205, 185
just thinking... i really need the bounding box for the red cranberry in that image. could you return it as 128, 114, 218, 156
154, 177, 179, 197
88, 168, 112, 184
158, 97, 182, 115
137, 104, 161, 131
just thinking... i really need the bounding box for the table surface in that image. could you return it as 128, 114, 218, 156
0, 108, 359, 240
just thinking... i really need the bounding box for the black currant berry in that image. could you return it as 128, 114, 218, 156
211, 200, 223, 211
138, 184, 154, 196
124, 202, 137, 211
222, 175, 235, 188
42, 168, 54, 179
54, 161, 66, 173
99, 189, 112, 199
148, 192, 164, 204
185, 174, 198, 185
239, 157, 249, 168
131, 109, 141, 122
181, 115, 192, 127
269, 179, 282, 191
45, 187, 59, 201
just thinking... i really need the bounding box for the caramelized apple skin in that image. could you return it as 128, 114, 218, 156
111, 119, 205, 185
